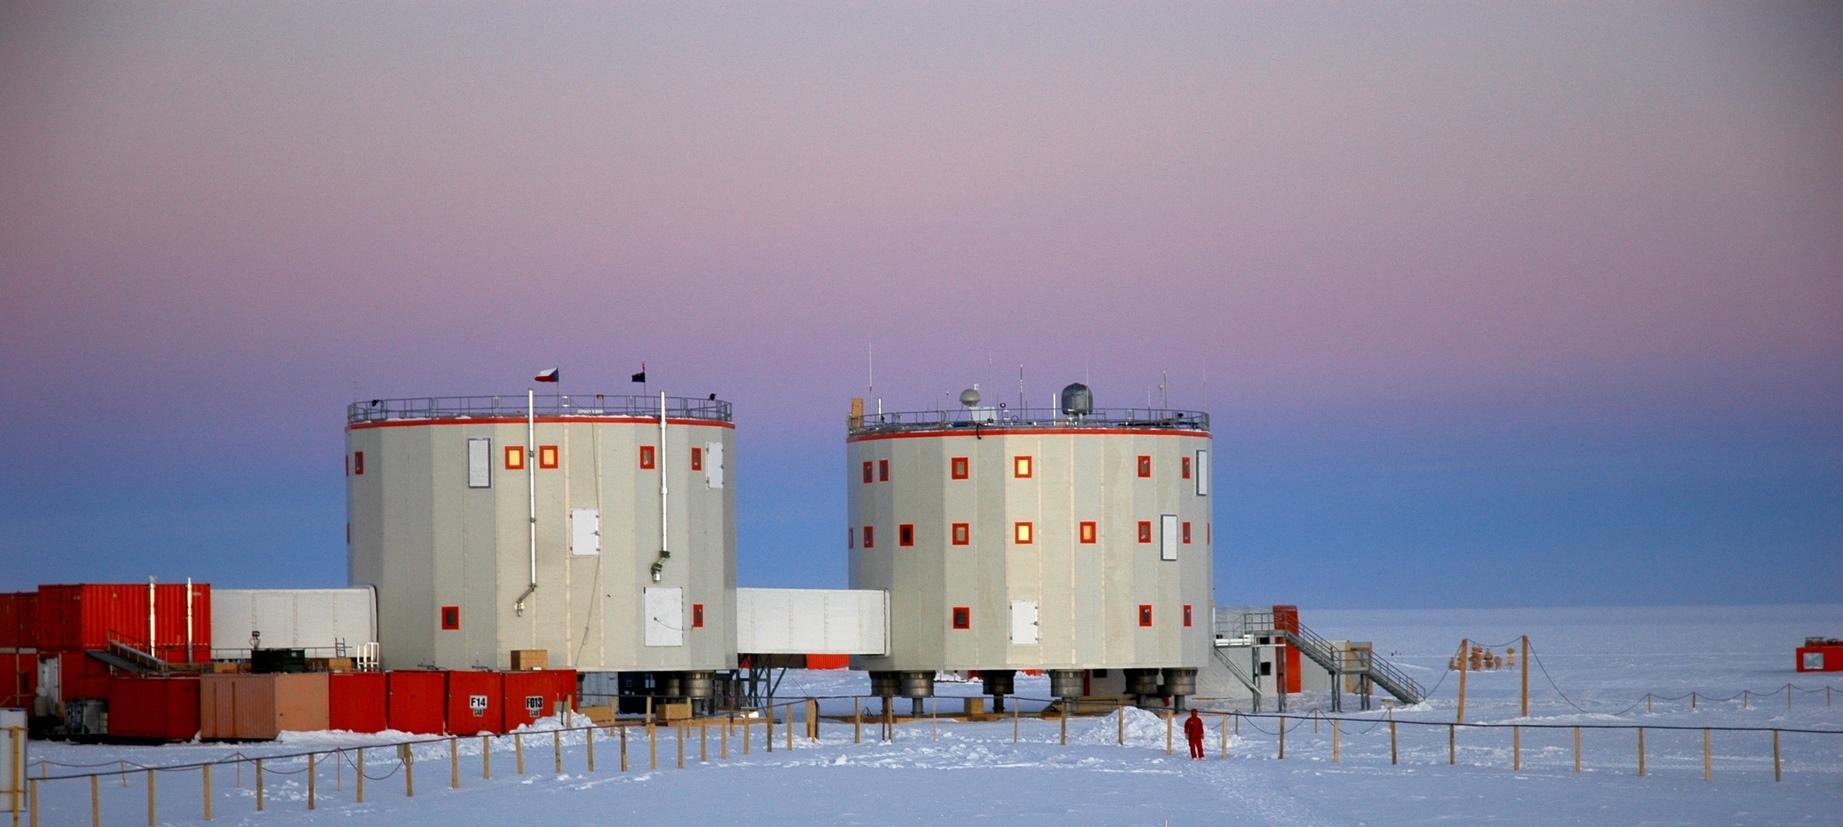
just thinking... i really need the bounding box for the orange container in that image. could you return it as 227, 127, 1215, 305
200, 673, 330, 740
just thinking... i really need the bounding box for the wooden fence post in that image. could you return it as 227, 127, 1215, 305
1234, 711, 1239, 736
555, 730, 563, 775
452, 738, 461, 789
1332, 719, 1341, 764
1389, 717, 1398, 765
90, 775, 99, 827
357, 749, 366, 803
1702, 728, 1711, 781
701, 720, 709, 763
146, 769, 155, 827
1163, 710, 1172, 755
806, 699, 818, 741
307, 753, 316, 810
787, 708, 794, 751
1015, 706, 1022, 745
482, 735, 492, 780
853, 698, 862, 744
1637, 728, 1646, 777
1060, 706, 1068, 746
1313, 708, 1319, 734
1772, 730, 1781, 782
255, 760, 264, 812
587, 727, 596, 772
1743, 690, 1750, 709
649, 723, 658, 769
1220, 715, 1229, 759
1572, 727, 1581, 773
514, 732, 525, 775
403, 744, 414, 798
1456, 638, 1469, 723
1117, 700, 1125, 745
201, 764, 211, 822
678, 723, 686, 769
1512, 726, 1520, 771
334, 747, 342, 792
1447, 725, 1455, 765
1278, 717, 1286, 760
721, 717, 729, 760
620, 725, 630, 771
741, 719, 750, 756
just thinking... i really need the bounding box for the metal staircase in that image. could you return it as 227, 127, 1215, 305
1229, 611, 1425, 707
1209, 643, 1262, 709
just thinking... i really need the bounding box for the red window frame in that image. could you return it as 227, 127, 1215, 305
505, 446, 525, 470
951, 522, 970, 546
1138, 604, 1153, 628
950, 456, 969, 480
1184, 604, 1193, 627
1079, 521, 1097, 544
862, 526, 875, 549
1137, 520, 1152, 544
1137, 455, 1152, 478
1013, 455, 1033, 479
440, 605, 460, 631
691, 446, 703, 471
898, 523, 915, 547
1182, 521, 1191, 544
1182, 456, 1192, 479
862, 461, 873, 483
353, 451, 365, 475
539, 444, 559, 469
692, 603, 705, 629
639, 445, 656, 469
951, 606, 971, 630
1014, 521, 1033, 545
878, 459, 890, 482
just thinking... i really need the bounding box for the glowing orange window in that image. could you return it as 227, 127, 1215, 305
692, 603, 705, 629
951, 607, 971, 630
538, 444, 559, 469
1184, 604, 1193, 627
691, 446, 702, 471
505, 446, 525, 470
898, 524, 915, 547
1014, 522, 1033, 544
862, 526, 875, 549
1137, 455, 1151, 478
1013, 455, 1033, 478
1138, 604, 1153, 627
878, 459, 890, 482
1182, 521, 1191, 544
353, 451, 365, 475
639, 445, 656, 469
1181, 456, 1191, 479
1137, 521, 1152, 543
950, 457, 969, 480
1079, 521, 1097, 544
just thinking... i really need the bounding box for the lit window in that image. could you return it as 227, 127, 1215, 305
951, 607, 971, 630
539, 444, 559, 469
950, 457, 969, 480
639, 445, 655, 469
1014, 522, 1033, 544
1013, 455, 1033, 478
1137, 455, 1151, 478
1182, 521, 1191, 544
440, 605, 460, 631
691, 446, 702, 471
1137, 521, 1152, 543
879, 459, 890, 482
898, 524, 915, 547
1079, 521, 1097, 544
505, 446, 525, 470
692, 603, 705, 629
863, 526, 875, 549
353, 451, 365, 475
951, 523, 970, 546
1182, 456, 1191, 480
1138, 605, 1153, 627
1184, 605, 1193, 627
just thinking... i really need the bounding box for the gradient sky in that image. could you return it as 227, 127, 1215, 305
2, 2, 1838, 609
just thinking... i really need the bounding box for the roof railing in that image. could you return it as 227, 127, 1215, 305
847, 406, 1208, 435
348, 394, 732, 424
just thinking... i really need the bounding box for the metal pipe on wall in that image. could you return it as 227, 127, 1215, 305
516, 388, 539, 615
655, 392, 669, 581
147, 577, 156, 652
185, 578, 193, 664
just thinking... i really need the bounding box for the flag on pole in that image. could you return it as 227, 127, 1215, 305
534, 368, 560, 383
631, 363, 646, 383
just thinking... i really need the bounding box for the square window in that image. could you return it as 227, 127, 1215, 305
1137, 521, 1152, 543
640, 445, 656, 469
898, 524, 915, 547
951, 522, 970, 546
878, 459, 890, 482
1182, 521, 1191, 544
1014, 521, 1033, 544
353, 451, 365, 475
950, 456, 969, 480
951, 606, 971, 630
692, 603, 705, 629
1079, 521, 1097, 544
1013, 455, 1032, 478
862, 461, 873, 483
1138, 605, 1153, 627
440, 605, 460, 631
505, 446, 525, 470
1182, 456, 1192, 479
691, 446, 703, 471
863, 525, 875, 549
1184, 604, 1193, 627
1137, 455, 1151, 478
539, 444, 559, 469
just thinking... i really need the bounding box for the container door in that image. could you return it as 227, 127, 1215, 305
643, 587, 684, 647
1009, 600, 1039, 645
1160, 514, 1179, 561
704, 442, 724, 488
570, 508, 600, 556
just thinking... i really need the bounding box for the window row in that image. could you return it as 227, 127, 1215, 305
356, 441, 727, 490
859, 449, 1209, 494
439, 601, 706, 631
853, 519, 1203, 548
948, 603, 1195, 630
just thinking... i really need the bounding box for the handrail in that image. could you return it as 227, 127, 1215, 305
347, 394, 732, 424
847, 406, 1209, 435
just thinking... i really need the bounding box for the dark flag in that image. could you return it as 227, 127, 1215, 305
534, 367, 560, 383
631, 364, 646, 383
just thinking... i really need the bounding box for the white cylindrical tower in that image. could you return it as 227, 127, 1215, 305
847, 385, 1213, 709
346, 393, 736, 693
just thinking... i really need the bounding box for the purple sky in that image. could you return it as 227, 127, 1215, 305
2, 2, 1838, 607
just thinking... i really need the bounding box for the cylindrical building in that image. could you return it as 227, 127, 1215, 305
346, 393, 736, 694
847, 386, 1213, 709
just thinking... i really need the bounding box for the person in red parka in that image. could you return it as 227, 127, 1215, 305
1184, 708, 1206, 758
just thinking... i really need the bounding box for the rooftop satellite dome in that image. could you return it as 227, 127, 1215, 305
1060, 383, 1093, 417
959, 388, 981, 408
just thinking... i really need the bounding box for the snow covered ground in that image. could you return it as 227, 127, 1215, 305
18, 604, 1843, 825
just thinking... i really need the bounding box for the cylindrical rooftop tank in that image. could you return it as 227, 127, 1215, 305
846, 389, 1212, 679
346, 393, 737, 673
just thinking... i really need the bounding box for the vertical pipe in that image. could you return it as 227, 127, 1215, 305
1059, 707, 1068, 746
721, 717, 730, 760
147, 577, 157, 655
1116, 699, 1125, 745
185, 578, 194, 664
658, 393, 669, 571
516, 389, 538, 614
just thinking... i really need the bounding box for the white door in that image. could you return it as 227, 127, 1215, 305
570, 508, 600, 556
643, 587, 684, 647
704, 442, 725, 488
467, 438, 492, 488
1160, 514, 1179, 561
1010, 600, 1039, 645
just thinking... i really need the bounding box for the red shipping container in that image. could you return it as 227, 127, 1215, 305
34, 583, 212, 659
0, 592, 37, 648
446, 671, 505, 735
386, 671, 447, 734
1796, 645, 1843, 672
329, 672, 388, 732
107, 675, 201, 741
502, 670, 577, 730
2, 651, 35, 708
60, 651, 113, 701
